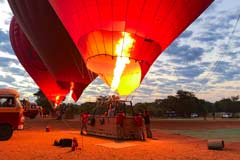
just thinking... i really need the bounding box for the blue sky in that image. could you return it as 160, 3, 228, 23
0, 0, 240, 104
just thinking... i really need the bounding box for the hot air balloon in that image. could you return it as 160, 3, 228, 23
48, 0, 213, 96
8, 0, 97, 101
10, 17, 68, 106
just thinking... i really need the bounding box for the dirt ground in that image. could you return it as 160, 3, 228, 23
1, 116, 240, 160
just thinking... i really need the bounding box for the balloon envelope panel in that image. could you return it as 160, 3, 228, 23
49, 0, 213, 95
9, 17, 68, 105
8, 0, 97, 101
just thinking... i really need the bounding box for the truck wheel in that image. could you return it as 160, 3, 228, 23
0, 124, 13, 141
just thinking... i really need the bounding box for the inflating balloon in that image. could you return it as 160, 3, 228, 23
48, 0, 213, 95
8, 0, 97, 101
9, 17, 68, 105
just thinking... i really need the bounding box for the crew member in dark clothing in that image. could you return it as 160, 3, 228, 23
143, 110, 152, 138
135, 113, 145, 141
116, 111, 125, 140
81, 112, 89, 135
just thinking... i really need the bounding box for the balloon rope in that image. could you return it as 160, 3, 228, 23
195, 10, 240, 94
61, 118, 84, 150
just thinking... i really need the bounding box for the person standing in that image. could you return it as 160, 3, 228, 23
135, 113, 145, 141
81, 112, 89, 135
39, 106, 43, 118
116, 111, 125, 140
143, 110, 152, 138
212, 112, 216, 120
107, 104, 115, 116
57, 105, 65, 120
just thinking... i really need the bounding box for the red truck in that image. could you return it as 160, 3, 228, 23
22, 100, 39, 119
0, 88, 24, 140
23, 109, 39, 119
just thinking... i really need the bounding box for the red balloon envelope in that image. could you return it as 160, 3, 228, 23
9, 17, 68, 105
48, 0, 213, 96
8, 0, 97, 101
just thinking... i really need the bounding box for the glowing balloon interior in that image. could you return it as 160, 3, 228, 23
49, 0, 214, 95
81, 31, 160, 95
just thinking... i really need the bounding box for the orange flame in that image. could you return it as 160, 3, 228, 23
54, 95, 60, 108
55, 95, 60, 102
69, 82, 74, 101
111, 32, 135, 91
70, 82, 74, 90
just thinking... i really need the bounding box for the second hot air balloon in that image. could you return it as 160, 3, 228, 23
8, 0, 97, 102
10, 17, 68, 106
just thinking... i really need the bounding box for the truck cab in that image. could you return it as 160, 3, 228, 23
0, 88, 24, 140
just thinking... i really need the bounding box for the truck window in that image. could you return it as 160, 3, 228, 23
0, 97, 14, 107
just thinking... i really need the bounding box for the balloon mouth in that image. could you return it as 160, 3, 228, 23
56, 81, 86, 102
78, 30, 160, 95
87, 55, 142, 95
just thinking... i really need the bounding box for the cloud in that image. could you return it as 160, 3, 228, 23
190, 6, 240, 49
0, 29, 15, 54
91, 77, 103, 85
166, 41, 204, 63
176, 65, 204, 78
0, 75, 15, 83
213, 61, 240, 82
194, 32, 225, 43
179, 30, 193, 39
0, 29, 9, 42
0, 0, 12, 33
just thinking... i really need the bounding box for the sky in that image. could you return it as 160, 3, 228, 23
0, 0, 240, 104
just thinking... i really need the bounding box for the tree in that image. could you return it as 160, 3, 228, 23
175, 90, 198, 117
161, 96, 178, 112
215, 96, 240, 113
34, 89, 53, 113
134, 103, 149, 114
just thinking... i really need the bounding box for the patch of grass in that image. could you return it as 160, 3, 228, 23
164, 128, 240, 142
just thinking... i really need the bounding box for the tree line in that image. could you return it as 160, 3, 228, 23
34, 90, 240, 118
134, 90, 240, 117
